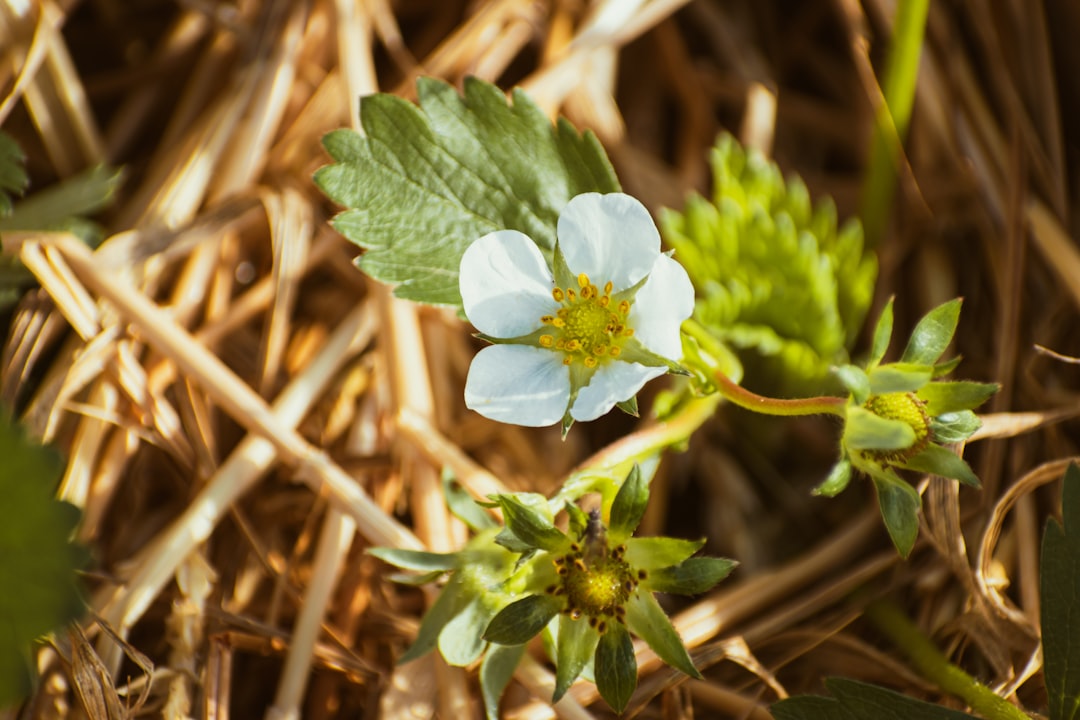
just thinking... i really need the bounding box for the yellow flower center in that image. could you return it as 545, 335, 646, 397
538, 273, 634, 368
546, 535, 641, 634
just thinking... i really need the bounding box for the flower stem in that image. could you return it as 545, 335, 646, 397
682, 319, 847, 418
864, 599, 1030, 720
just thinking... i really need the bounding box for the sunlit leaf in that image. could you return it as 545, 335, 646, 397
609, 465, 648, 542
844, 406, 916, 451
624, 592, 700, 680
554, 614, 599, 702
643, 557, 737, 595
929, 411, 981, 444
483, 594, 561, 646
900, 445, 979, 488
494, 494, 567, 553
871, 470, 921, 558
900, 299, 961, 366
595, 622, 636, 713
868, 297, 894, 368
367, 547, 460, 573
624, 537, 704, 570
916, 381, 999, 416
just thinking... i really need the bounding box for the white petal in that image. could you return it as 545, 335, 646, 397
465, 345, 570, 426
460, 230, 557, 338
628, 254, 695, 360
557, 193, 659, 290
570, 361, 666, 422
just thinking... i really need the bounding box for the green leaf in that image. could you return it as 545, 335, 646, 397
480, 643, 525, 720
595, 622, 636, 713
565, 502, 589, 541
367, 547, 460, 573
609, 465, 648, 542
624, 592, 701, 680
438, 595, 490, 666
871, 470, 921, 558
772, 677, 980, 720
834, 365, 871, 404
554, 614, 599, 702
929, 411, 981, 444
899, 445, 979, 487
616, 396, 639, 417
397, 576, 466, 665
916, 381, 999, 416
442, 470, 497, 531
1041, 462, 1080, 720
495, 494, 567, 553
867, 363, 933, 394
494, 527, 534, 553
844, 406, 916, 451
483, 594, 562, 646
643, 557, 737, 595
814, 458, 853, 497
315, 76, 619, 307
0, 165, 123, 239
868, 298, 894, 368
900, 298, 961, 366
0, 131, 27, 217
0, 410, 87, 707
624, 537, 705, 570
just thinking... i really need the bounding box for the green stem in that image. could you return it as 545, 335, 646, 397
683, 319, 846, 418
860, 0, 930, 246
864, 599, 1031, 720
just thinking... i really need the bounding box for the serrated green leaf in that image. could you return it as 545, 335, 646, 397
609, 465, 648, 542
495, 494, 567, 553
772, 677, 980, 720
916, 381, 999, 416
1041, 462, 1080, 720
483, 594, 562, 645
899, 445, 979, 487
625, 592, 701, 680
844, 406, 917, 451
900, 299, 961, 366
624, 537, 705, 570
480, 642, 525, 720
554, 614, 599, 702
0, 165, 123, 239
442, 470, 497, 532
397, 575, 466, 665
643, 557, 737, 595
315, 77, 619, 307
595, 622, 636, 713
0, 411, 86, 707
929, 411, 981, 444
871, 470, 921, 558
867, 363, 933, 394
868, 298, 894, 368
367, 547, 460, 573
814, 458, 853, 497
0, 131, 27, 217
834, 364, 871, 404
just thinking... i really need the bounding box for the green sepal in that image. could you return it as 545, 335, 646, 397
867, 363, 932, 394
397, 576, 466, 664
552, 241, 576, 295
616, 396, 640, 417
480, 642, 526, 720
900, 298, 961, 366
834, 364, 870, 404
844, 406, 917, 451
617, 336, 686, 373
483, 594, 562, 645
494, 527, 534, 553
595, 621, 637, 713
625, 592, 701, 680
899, 445, 979, 487
367, 547, 460, 573
931, 355, 963, 378
609, 465, 648, 543
870, 468, 921, 558
813, 458, 853, 497
916, 380, 999, 416
554, 614, 600, 702
929, 411, 981, 444
439, 595, 490, 666
388, 570, 448, 586
442, 470, 497, 532
566, 502, 589, 541
624, 537, 705, 570
1040, 463, 1080, 720
868, 297, 894, 368
642, 557, 737, 595
494, 493, 567, 553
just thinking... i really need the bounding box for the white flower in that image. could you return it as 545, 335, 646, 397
459, 192, 694, 428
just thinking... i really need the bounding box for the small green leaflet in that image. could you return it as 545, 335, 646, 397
1041, 463, 1080, 720
315, 76, 620, 308
772, 677, 979, 720
0, 410, 87, 706
0, 131, 27, 217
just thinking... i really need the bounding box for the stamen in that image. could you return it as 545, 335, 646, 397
553, 288, 565, 302
604, 281, 613, 294
577, 273, 590, 288
567, 288, 577, 301
609, 347, 621, 357
540, 315, 555, 324
584, 356, 598, 368
581, 285, 593, 299
539, 335, 554, 348
593, 345, 607, 355
618, 300, 630, 315
599, 296, 610, 307
551, 318, 565, 328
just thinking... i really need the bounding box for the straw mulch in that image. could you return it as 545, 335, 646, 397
1, 0, 1078, 718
